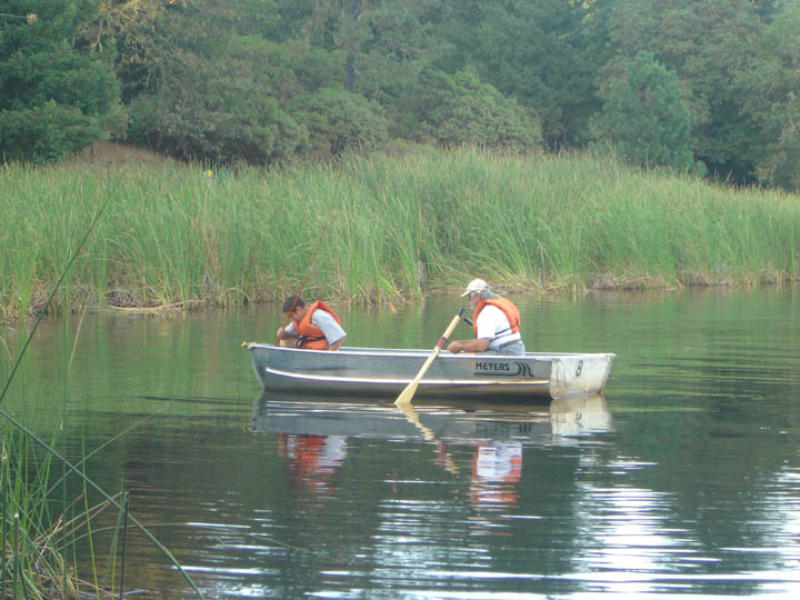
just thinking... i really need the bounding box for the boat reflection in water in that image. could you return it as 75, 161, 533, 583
549, 393, 613, 437
250, 391, 612, 509
250, 391, 612, 443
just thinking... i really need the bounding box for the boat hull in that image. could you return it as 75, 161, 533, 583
245, 344, 614, 401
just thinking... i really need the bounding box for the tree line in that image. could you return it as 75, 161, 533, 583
1, 0, 799, 190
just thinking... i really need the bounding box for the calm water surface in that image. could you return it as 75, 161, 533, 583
2, 289, 798, 599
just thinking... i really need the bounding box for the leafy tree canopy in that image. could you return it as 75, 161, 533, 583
127, 34, 307, 165
606, 0, 768, 183
423, 66, 541, 151
291, 86, 389, 156
589, 51, 704, 175
0, 0, 124, 162
2, 0, 799, 191
433, 0, 612, 149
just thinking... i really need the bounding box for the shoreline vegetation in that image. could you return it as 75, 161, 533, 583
2, 146, 800, 323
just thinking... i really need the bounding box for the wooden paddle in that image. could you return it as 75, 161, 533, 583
395, 308, 464, 407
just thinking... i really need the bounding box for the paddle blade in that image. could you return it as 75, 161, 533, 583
395, 346, 439, 406
395, 379, 419, 407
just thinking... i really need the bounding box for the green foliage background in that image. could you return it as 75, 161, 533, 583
0, 0, 124, 162
589, 51, 704, 175
2, 0, 800, 189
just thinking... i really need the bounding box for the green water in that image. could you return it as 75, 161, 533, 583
1, 288, 798, 599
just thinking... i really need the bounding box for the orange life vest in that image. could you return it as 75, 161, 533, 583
293, 300, 342, 350
472, 297, 521, 339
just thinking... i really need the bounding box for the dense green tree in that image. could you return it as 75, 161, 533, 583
0, 0, 124, 162
117, 1, 311, 164
301, 1, 444, 100
744, 0, 800, 189
421, 66, 541, 150
606, 0, 769, 184
433, 0, 613, 149
589, 51, 703, 174
101, 0, 283, 103
290, 86, 388, 156
117, 0, 440, 163
127, 34, 307, 164
304, 0, 373, 91
2, 0, 796, 190
750, 0, 785, 21
343, 0, 447, 140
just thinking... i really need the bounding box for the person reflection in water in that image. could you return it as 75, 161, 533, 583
277, 433, 347, 495
469, 441, 523, 510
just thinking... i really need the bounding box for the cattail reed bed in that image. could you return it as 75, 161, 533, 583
1, 425, 105, 600
1, 418, 202, 600
2, 148, 799, 319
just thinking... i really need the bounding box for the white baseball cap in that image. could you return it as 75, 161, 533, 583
460, 278, 489, 297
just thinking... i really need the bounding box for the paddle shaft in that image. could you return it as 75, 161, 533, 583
274, 223, 329, 345
395, 308, 464, 406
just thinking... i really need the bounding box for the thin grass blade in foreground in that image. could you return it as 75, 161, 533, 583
0, 188, 111, 406
0, 183, 206, 599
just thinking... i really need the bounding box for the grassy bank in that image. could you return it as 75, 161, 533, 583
2, 147, 799, 319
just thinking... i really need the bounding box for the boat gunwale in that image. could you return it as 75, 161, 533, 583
247, 343, 616, 362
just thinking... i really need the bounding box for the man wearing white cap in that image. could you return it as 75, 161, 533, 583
447, 279, 526, 356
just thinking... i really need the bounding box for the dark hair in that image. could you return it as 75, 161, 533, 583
282, 295, 306, 313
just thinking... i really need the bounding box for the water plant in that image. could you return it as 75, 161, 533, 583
1, 147, 799, 319
0, 187, 205, 599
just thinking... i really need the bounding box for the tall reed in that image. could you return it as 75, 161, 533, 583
1, 186, 205, 599
1, 422, 106, 600
2, 148, 800, 317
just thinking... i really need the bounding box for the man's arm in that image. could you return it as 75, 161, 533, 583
276, 322, 298, 341
327, 337, 345, 351
447, 337, 489, 354
447, 306, 503, 353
